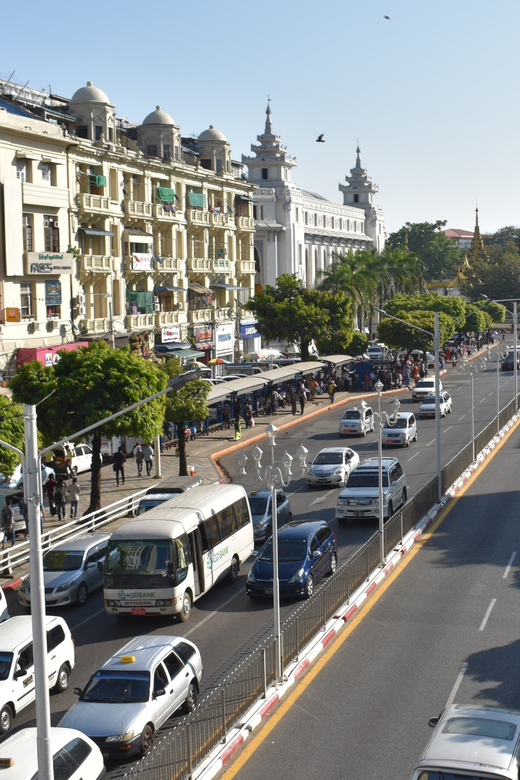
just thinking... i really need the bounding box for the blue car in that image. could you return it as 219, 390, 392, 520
245, 520, 337, 599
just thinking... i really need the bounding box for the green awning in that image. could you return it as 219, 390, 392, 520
157, 187, 175, 203
90, 175, 106, 188
188, 192, 205, 208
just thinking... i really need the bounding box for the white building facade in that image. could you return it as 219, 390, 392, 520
242, 104, 385, 290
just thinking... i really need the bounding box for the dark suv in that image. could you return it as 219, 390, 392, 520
246, 519, 337, 599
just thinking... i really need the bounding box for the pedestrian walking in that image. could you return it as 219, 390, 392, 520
68, 477, 81, 520
244, 401, 253, 429
45, 474, 57, 515
142, 442, 154, 476
299, 389, 306, 415
53, 478, 68, 522
1, 497, 15, 550
234, 414, 243, 441
113, 445, 126, 486
291, 389, 298, 415
133, 441, 145, 476
328, 379, 337, 404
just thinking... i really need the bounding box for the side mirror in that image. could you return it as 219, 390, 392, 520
428, 716, 440, 728
153, 688, 166, 698
15, 668, 26, 679
73, 687, 82, 696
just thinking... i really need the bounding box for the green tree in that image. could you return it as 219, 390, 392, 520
11, 342, 168, 514
386, 221, 462, 280
460, 241, 520, 301
378, 310, 455, 352
0, 397, 32, 478
484, 226, 520, 251
161, 358, 210, 476
384, 292, 466, 322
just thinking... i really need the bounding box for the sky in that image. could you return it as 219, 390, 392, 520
2, 0, 519, 236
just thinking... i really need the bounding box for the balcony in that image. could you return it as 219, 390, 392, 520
123, 199, 153, 218
188, 308, 213, 325
78, 192, 111, 214
187, 209, 210, 226
79, 255, 115, 275
187, 257, 211, 272
125, 313, 155, 330
79, 317, 111, 335
236, 216, 255, 231
155, 310, 182, 328
212, 258, 231, 273
153, 204, 184, 223
214, 307, 233, 322
124, 255, 154, 273
236, 258, 256, 275
157, 256, 181, 272
210, 212, 234, 228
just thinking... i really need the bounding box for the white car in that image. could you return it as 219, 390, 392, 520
411, 378, 443, 401
419, 391, 453, 418
339, 405, 375, 437
0, 727, 106, 780
382, 412, 418, 447
0, 463, 55, 490
306, 447, 360, 488
59, 634, 203, 759
51, 442, 97, 477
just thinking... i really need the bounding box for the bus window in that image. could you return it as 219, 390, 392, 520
235, 497, 250, 530
217, 505, 237, 540
175, 535, 189, 585
200, 515, 220, 552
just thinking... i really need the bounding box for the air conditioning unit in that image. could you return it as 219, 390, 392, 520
33, 322, 40, 331
47, 320, 56, 331
154, 303, 160, 312
78, 293, 86, 305
78, 305, 85, 316
54, 220, 58, 228
177, 302, 183, 311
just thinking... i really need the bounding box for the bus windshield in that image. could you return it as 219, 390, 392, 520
105, 539, 172, 588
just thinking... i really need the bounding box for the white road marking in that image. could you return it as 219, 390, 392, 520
503, 552, 516, 579
310, 493, 333, 506
479, 599, 496, 631
445, 663, 468, 708
458, 415, 466, 421
479, 398, 486, 404
408, 452, 419, 460
444, 426, 452, 433
427, 439, 435, 446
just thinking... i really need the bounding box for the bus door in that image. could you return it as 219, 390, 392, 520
188, 528, 205, 596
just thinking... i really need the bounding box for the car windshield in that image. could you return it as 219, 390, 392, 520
80, 670, 150, 703
0, 652, 13, 681
390, 419, 408, 429
343, 411, 361, 420
248, 496, 268, 515
258, 538, 308, 562
417, 381, 434, 389
347, 473, 389, 488
43, 550, 84, 572
314, 452, 343, 465
422, 396, 443, 404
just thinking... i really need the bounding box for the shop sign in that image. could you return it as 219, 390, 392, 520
26, 252, 74, 275
132, 253, 154, 271
5, 308, 20, 322
195, 327, 212, 341
45, 280, 62, 305
240, 322, 258, 338
44, 352, 62, 367
162, 326, 181, 343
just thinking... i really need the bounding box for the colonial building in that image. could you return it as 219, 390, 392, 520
242, 103, 385, 289
0, 78, 259, 375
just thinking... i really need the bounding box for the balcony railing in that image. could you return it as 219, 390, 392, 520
157, 256, 181, 271
187, 257, 211, 272
125, 313, 155, 330
210, 212, 234, 227
236, 216, 255, 231
212, 258, 231, 272
78, 193, 111, 213
236, 258, 256, 274
187, 209, 210, 226
123, 199, 153, 218
153, 204, 184, 223
155, 311, 182, 327
79, 255, 115, 274
79, 317, 111, 334
188, 308, 213, 324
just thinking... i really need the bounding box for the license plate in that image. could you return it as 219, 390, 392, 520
131, 608, 146, 615
318, 478, 328, 482
264, 588, 273, 594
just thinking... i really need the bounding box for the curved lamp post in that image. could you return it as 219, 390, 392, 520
458, 357, 486, 462
486, 345, 509, 435
374, 380, 401, 565
238, 424, 308, 682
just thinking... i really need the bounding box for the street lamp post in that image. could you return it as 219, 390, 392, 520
459, 358, 485, 462
374, 381, 401, 565
0, 368, 201, 780
480, 297, 519, 413
238, 425, 308, 682
487, 345, 508, 435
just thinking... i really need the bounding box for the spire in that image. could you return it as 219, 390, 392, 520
356, 145, 361, 168
265, 97, 272, 135
469, 203, 485, 260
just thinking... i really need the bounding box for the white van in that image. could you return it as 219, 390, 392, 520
0, 615, 75, 735
410, 704, 520, 780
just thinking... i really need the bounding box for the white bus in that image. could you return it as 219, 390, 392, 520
103, 484, 253, 622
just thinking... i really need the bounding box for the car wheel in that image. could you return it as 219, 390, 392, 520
264, 525, 272, 541
178, 591, 192, 622
402, 488, 407, 505
53, 663, 70, 693
0, 704, 12, 735
388, 501, 394, 518
286, 512, 293, 522
227, 556, 239, 584
140, 725, 154, 757
305, 574, 314, 598
71, 466, 78, 477
362, 427, 366, 437
76, 583, 88, 607
329, 552, 337, 576
413, 431, 418, 442
183, 681, 198, 713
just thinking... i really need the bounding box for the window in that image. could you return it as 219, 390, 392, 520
216, 159, 222, 173
20, 282, 33, 319
147, 144, 158, 157
261, 168, 268, 180
22, 214, 33, 251
76, 126, 88, 139
95, 126, 103, 141
217, 505, 238, 539
41, 162, 53, 186
163, 144, 171, 160
174, 642, 196, 664
16, 160, 27, 182
354, 194, 359, 203
47, 305, 61, 319
309, 535, 319, 555
235, 497, 251, 529
200, 515, 220, 551
316, 526, 331, 546
162, 652, 182, 679
44, 216, 59, 252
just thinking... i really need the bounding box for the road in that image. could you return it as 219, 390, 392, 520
214, 395, 520, 780
2, 359, 518, 776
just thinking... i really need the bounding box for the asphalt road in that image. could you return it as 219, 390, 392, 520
2, 359, 518, 777
214, 398, 520, 780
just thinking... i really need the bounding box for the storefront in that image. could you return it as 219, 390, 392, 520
240, 320, 261, 356
215, 323, 234, 362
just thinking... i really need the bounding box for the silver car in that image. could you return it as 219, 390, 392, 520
248, 489, 292, 546
306, 447, 360, 488
59, 634, 203, 759
18, 532, 110, 608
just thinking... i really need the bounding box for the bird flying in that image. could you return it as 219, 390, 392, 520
316, 134, 325, 143
384, 15, 390, 19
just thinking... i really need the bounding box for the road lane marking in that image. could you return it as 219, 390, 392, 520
445, 662, 468, 708
408, 452, 419, 460
503, 552, 516, 579
310, 493, 333, 506
444, 426, 452, 432
427, 439, 435, 446
479, 599, 496, 631
458, 415, 466, 421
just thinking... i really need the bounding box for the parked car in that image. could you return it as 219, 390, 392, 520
411, 378, 443, 401
248, 489, 292, 547
306, 447, 360, 487
50, 442, 97, 477
59, 634, 203, 759
0, 463, 55, 491
382, 412, 417, 447
338, 405, 375, 437
0, 726, 106, 780
246, 519, 337, 599
0, 489, 27, 538
335, 457, 408, 523
501, 347, 520, 371
18, 532, 111, 608
419, 391, 453, 418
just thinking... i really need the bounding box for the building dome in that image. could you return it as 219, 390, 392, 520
198, 125, 227, 143
142, 105, 175, 126
70, 81, 110, 104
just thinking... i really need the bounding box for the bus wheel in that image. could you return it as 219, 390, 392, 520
227, 557, 239, 584
178, 591, 192, 622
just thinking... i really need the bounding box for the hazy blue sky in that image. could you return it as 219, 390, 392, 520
3, 0, 518, 235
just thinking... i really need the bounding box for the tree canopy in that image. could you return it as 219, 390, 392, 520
0, 397, 33, 478
386, 220, 462, 280
460, 241, 520, 302
378, 310, 456, 352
